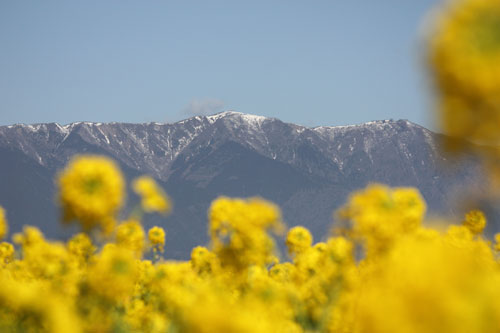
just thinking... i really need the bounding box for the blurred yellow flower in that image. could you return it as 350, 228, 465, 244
209, 197, 283, 270
13, 225, 44, 248
148, 226, 166, 255
133, 176, 171, 215
429, 0, 500, 149
116, 219, 146, 257
58, 155, 124, 233
0, 206, 7, 240
67, 232, 95, 263
0, 242, 14, 264
462, 209, 487, 235
190, 246, 219, 276
286, 226, 313, 257
87, 245, 138, 302
495, 233, 500, 251
148, 226, 165, 246
352, 232, 500, 333
338, 184, 426, 258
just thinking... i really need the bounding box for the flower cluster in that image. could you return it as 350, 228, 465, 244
0, 154, 500, 332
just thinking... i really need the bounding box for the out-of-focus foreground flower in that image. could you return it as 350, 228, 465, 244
133, 176, 171, 215
429, 0, 500, 182
58, 155, 125, 233
0, 206, 7, 240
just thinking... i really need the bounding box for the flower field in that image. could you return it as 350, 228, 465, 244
1, 0, 500, 331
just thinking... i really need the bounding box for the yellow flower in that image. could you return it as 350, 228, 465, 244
0, 242, 14, 264
23, 240, 71, 280
190, 246, 219, 276
148, 226, 165, 247
429, 0, 500, 147
0, 206, 7, 240
462, 209, 486, 235
325, 236, 354, 264
0, 275, 82, 333
116, 219, 146, 257
286, 226, 313, 257
133, 176, 171, 215
13, 225, 44, 248
338, 184, 426, 258
87, 245, 138, 302
269, 262, 295, 283
495, 233, 500, 251
67, 233, 95, 261
58, 155, 124, 233
209, 197, 283, 270
352, 233, 500, 333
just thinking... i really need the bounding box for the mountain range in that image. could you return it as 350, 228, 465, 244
0, 111, 485, 259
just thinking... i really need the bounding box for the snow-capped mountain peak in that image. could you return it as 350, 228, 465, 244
0, 113, 435, 181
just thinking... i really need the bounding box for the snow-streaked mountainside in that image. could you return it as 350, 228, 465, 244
0, 111, 486, 258
1, 111, 438, 180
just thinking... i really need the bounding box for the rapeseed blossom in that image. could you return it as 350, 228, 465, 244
58, 155, 124, 233
209, 196, 283, 271
429, 0, 500, 146
428, 0, 500, 185
286, 226, 313, 257
148, 226, 166, 258
133, 176, 171, 214
148, 226, 165, 247
0, 242, 13, 264
338, 184, 426, 258
350, 229, 500, 333
116, 219, 146, 257
67, 232, 95, 262
462, 209, 486, 234
0, 206, 7, 239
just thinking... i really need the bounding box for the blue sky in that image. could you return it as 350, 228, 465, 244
0, 1, 440, 128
